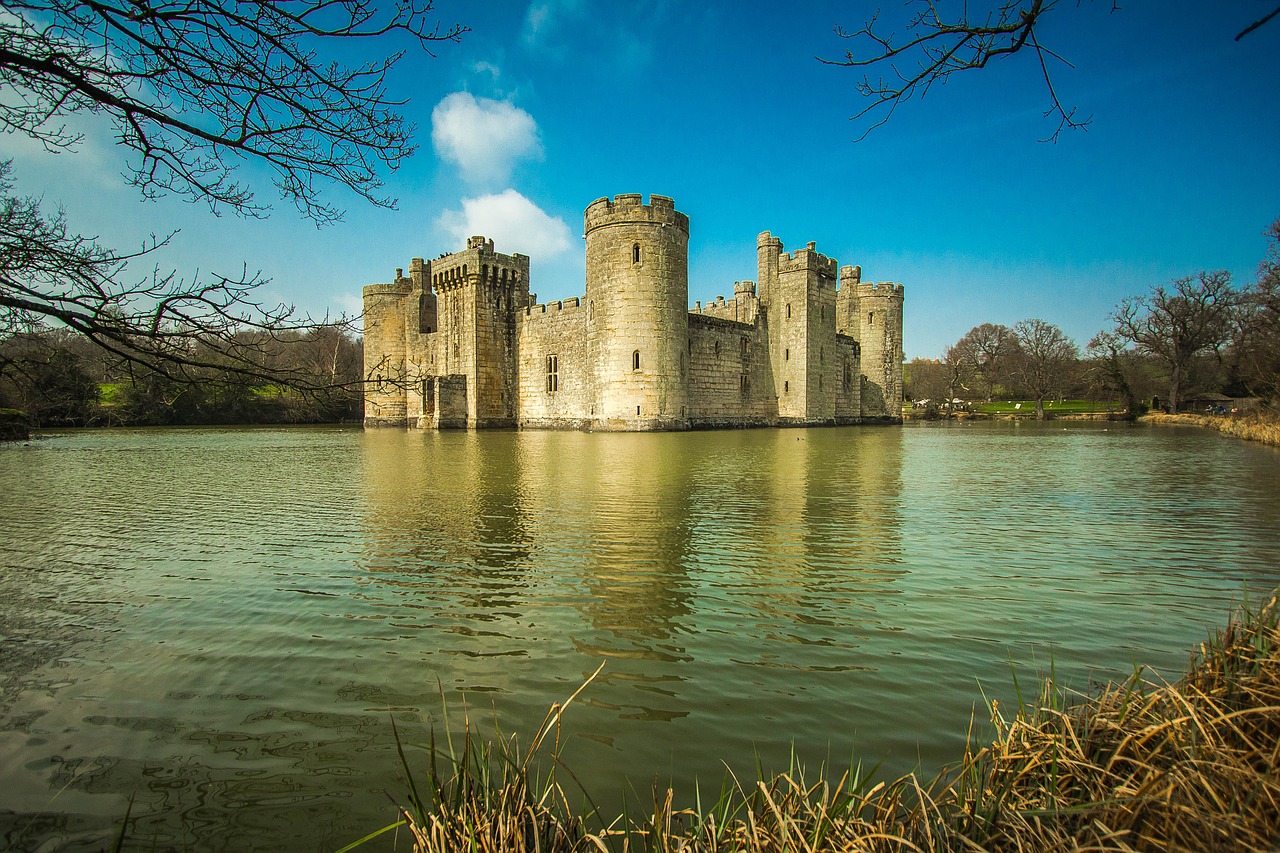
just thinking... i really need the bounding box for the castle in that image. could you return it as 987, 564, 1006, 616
362, 194, 904, 430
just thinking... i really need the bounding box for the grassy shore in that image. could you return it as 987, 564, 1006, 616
1143, 410, 1280, 448
354, 591, 1280, 852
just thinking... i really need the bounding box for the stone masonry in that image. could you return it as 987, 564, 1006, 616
362, 194, 904, 430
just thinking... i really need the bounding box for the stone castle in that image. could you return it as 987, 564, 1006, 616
362, 193, 904, 430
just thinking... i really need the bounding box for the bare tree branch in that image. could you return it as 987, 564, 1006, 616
0, 0, 466, 223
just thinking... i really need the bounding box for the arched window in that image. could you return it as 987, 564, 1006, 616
868, 311, 875, 325
632, 350, 641, 371
632, 243, 641, 264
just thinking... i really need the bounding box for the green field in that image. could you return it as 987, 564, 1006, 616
971, 399, 1121, 414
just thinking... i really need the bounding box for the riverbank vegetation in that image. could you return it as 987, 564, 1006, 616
906, 217, 1280, 422
356, 592, 1280, 852
1143, 411, 1280, 449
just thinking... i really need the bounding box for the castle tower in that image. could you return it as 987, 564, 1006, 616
584, 194, 690, 430
757, 233, 838, 424
429, 236, 530, 428
856, 281, 905, 419
362, 277, 412, 426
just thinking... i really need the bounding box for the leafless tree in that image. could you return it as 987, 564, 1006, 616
1084, 327, 1153, 415
823, 1, 1277, 141
0, 1, 464, 393
1008, 318, 1078, 418
1233, 218, 1280, 404
1111, 271, 1238, 413
953, 322, 1015, 399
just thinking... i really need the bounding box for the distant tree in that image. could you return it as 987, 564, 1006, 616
941, 340, 974, 413
952, 323, 1015, 400
904, 357, 951, 402
823, 1, 1277, 141
1, 1, 463, 385
1084, 328, 1154, 416
0, 330, 100, 425
1233, 218, 1280, 405
1111, 271, 1238, 413
1008, 318, 1079, 419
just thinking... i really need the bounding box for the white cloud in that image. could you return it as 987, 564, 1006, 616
521, 0, 585, 51
436, 190, 573, 260
430, 92, 541, 185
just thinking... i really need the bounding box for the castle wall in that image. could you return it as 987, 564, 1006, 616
686, 314, 775, 427
517, 299, 591, 429
833, 335, 862, 422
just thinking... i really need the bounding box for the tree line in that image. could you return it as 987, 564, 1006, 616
0, 325, 363, 427
907, 219, 1280, 420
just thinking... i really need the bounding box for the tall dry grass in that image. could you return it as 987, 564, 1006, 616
1144, 410, 1280, 448
353, 592, 1280, 852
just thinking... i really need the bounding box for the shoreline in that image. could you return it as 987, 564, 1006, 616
1140, 410, 1280, 448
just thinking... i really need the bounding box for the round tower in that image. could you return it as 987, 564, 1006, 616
856, 281, 905, 420
362, 279, 412, 427
584, 194, 690, 430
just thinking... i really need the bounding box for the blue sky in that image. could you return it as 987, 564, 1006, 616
8, 1, 1279, 358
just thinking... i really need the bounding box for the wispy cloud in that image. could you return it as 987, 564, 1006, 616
430, 92, 542, 186
436, 190, 573, 260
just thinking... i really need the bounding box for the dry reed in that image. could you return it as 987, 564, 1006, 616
1144, 410, 1280, 448
356, 592, 1280, 852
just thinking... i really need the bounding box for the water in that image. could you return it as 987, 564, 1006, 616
1, 422, 1277, 850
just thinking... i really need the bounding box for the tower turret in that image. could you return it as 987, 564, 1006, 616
856, 281, 905, 419
362, 277, 412, 426
584, 193, 690, 430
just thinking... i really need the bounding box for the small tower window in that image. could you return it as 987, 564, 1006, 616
740, 337, 748, 357
784, 381, 790, 394
714, 340, 721, 356
632, 350, 641, 371
740, 375, 749, 394
632, 243, 641, 264
546, 354, 559, 393
869, 311, 875, 325
786, 303, 792, 319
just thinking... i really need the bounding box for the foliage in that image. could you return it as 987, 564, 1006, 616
951, 322, 1016, 400
1006, 318, 1079, 419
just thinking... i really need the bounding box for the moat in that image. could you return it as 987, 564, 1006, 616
2, 422, 1278, 850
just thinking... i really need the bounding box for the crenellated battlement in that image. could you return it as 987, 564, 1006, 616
855, 281, 905, 300
429, 236, 530, 291
584, 193, 689, 235
777, 241, 838, 276
363, 281, 412, 298
524, 296, 584, 317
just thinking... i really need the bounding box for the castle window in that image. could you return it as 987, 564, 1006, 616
714, 340, 720, 357
546, 354, 559, 393
632, 243, 641, 264
819, 376, 824, 391
632, 350, 641, 371
820, 346, 824, 364
786, 303, 792, 319
784, 380, 789, 394
740, 375, 749, 395
740, 337, 748, 357
869, 311, 875, 325
844, 362, 852, 391
821, 305, 825, 320
785, 348, 790, 361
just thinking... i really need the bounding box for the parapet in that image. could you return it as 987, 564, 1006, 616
840, 265, 862, 285
777, 242, 838, 276
363, 281, 412, 298
466, 236, 496, 253
855, 281, 905, 299
584, 193, 689, 235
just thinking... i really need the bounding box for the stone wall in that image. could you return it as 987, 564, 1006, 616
686, 314, 775, 427
517, 298, 591, 429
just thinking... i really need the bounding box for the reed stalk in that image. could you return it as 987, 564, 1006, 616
354, 591, 1280, 852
